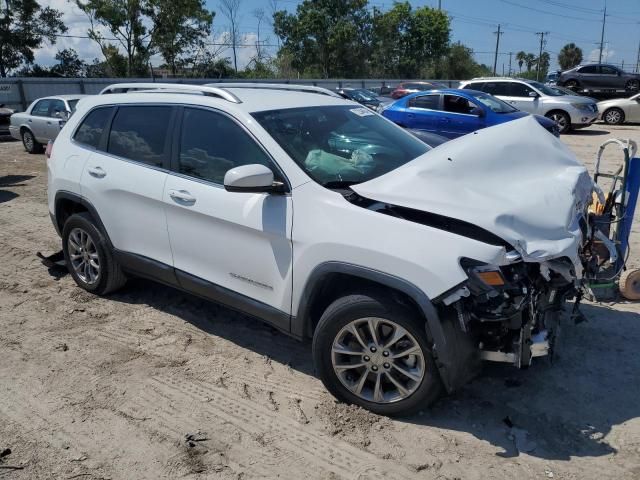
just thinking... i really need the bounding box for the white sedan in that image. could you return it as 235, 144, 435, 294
598, 93, 640, 124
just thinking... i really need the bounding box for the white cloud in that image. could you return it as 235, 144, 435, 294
588, 47, 615, 63
33, 0, 106, 66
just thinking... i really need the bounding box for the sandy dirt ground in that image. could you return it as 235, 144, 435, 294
1, 124, 640, 480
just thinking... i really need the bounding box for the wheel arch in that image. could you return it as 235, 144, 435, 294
54, 191, 113, 248
293, 262, 459, 392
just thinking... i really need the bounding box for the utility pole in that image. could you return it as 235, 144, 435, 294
438, 0, 441, 10
493, 24, 503, 75
598, 4, 607, 64
508, 52, 513, 76
636, 37, 640, 73
535, 31, 548, 81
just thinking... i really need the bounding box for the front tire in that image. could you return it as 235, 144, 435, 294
546, 110, 572, 134
62, 212, 126, 295
312, 292, 443, 416
22, 129, 43, 154
603, 107, 625, 125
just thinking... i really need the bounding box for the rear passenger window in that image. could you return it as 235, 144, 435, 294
482, 82, 509, 96
579, 65, 598, 74
107, 106, 172, 168
178, 108, 274, 185
408, 95, 440, 110
463, 82, 485, 91
74, 107, 113, 149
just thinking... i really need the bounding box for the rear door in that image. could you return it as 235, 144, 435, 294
44, 99, 66, 141
28, 99, 51, 143
404, 94, 441, 131
163, 106, 293, 328
80, 104, 175, 267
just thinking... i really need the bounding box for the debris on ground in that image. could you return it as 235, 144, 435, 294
185, 431, 208, 447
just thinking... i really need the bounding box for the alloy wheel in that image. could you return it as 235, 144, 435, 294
23, 131, 33, 151
550, 112, 568, 130
605, 109, 623, 124
626, 80, 639, 92
331, 317, 425, 404
68, 227, 101, 285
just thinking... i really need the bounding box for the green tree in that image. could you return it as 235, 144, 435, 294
558, 42, 583, 71
51, 49, 86, 77
146, 0, 214, 75
273, 0, 372, 78
0, 0, 67, 77
432, 42, 491, 80
537, 51, 550, 79
85, 45, 128, 77
516, 51, 526, 73
370, 2, 449, 78
76, 0, 212, 77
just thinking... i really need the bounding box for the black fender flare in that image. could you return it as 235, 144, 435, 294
293, 261, 459, 392
53, 191, 114, 249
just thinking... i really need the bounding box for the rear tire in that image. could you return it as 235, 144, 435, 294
619, 269, 640, 300
564, 79, 580, 91
22, 129, 43, 154
603, 108, 625, 125
62, 212, 126, 296
312, 291, 443, 416
545, 110, 572, 134
625, 79, 639, 92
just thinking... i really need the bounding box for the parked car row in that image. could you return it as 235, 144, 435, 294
556, 63, 640, 93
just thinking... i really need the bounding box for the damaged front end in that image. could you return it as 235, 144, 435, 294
440, 255, 581, 368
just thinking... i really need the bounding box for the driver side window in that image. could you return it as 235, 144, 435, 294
178, 108, 275, 185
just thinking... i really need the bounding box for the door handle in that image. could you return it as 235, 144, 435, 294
439, 118, 451, 123
407, 113, 415, 118
87, 166, 106, 178
169, 189, 196, 204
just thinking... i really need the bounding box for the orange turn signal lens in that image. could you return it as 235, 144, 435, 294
475, 270, 505, 286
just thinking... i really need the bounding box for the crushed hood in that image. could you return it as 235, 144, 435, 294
352, 116, 594, 265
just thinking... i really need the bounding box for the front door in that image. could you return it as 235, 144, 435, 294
502, 82, 539, 113
163, 107, 293, 329
439, 94, 484, 138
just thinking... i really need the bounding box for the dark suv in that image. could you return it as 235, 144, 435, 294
558, 64, 640, 92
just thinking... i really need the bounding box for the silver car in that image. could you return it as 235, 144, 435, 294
9, 95, 86, 153
458, 78, 598, 133
597, 93, 640, 125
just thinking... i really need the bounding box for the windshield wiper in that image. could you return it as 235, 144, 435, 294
323, 180, 360, 189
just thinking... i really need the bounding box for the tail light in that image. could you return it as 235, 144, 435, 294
45, 140, 53, 159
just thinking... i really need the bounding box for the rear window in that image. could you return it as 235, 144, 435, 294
463, 82, 485, 91
73, 107, 113, 149
107, 106, 172, 168
408, 95, 440, 110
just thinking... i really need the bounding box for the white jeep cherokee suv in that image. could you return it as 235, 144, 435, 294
48, 83, 595, 415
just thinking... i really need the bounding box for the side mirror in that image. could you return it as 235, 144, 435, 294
528, 91, 539, 98
223, 164, 286, 194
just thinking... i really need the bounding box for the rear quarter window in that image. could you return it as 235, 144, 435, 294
73, 107, 114, 149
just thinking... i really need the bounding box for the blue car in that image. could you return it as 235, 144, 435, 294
381, 89, 559, 138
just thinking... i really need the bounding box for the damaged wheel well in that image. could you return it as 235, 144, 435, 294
298, 269, 426, 339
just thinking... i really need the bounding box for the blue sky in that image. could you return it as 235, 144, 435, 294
36, 0, 640, 74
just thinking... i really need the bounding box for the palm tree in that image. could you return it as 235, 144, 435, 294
558, 43, 583, 71
525, 53, 536, 72
516, 51, 526, 73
